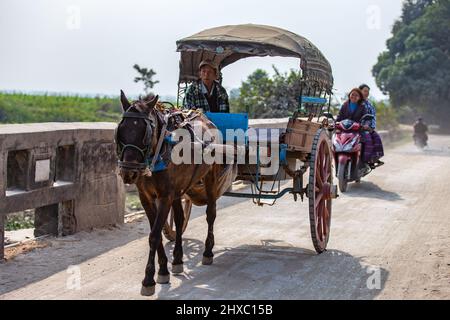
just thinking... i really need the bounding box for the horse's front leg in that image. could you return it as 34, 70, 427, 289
171, 198, 184, 274
141, 196, 172, 296
153, 201, 171, 285
202, 173, 217, 266
141, 198, 170, 284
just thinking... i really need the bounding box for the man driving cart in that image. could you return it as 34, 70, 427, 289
183, 60, 230, 113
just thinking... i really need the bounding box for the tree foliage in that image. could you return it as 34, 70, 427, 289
231, 66, 303, 118
372, 0, 450, 126
371, 99, 399, 131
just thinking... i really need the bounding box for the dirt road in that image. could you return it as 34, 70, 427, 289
1, 135, 449, 300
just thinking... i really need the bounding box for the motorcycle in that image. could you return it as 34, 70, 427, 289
413, 133, 428, 149
324, 113, 375, 193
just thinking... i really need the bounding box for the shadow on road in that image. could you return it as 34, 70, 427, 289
0, 185, 253, 297
161, 239, 388, 300
0, 223, 150, 296
345, 181, 403, 202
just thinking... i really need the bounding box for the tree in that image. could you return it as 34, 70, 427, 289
133, 64, 159, 95
231, 67, 303, 118
372, 0, 450, 128
233, 69, 273, 118
0, 110, 5, 122
266, 67, 303, 118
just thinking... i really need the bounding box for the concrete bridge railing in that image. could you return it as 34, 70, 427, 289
0, 123, 125, 261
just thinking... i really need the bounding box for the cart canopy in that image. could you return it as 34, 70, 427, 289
176, 24, 333, 92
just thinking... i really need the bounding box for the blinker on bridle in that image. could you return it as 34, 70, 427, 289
115, 111, 155, 171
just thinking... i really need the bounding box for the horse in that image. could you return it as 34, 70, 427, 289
115, 90, 237, 296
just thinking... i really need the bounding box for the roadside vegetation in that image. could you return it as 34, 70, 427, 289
5, 210, 34, 231
373, 0, 449, 130
0, 92, 123, 123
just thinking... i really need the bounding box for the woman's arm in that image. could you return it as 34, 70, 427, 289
336, 104, 346, 122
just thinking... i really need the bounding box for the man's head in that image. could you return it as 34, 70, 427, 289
199, 60, 218, 86
359, 84, 370, 100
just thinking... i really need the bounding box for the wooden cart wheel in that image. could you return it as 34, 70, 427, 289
308, 129, 334, 254
163, 198, 193, 242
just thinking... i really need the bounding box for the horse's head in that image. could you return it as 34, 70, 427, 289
115, 90, 159, 184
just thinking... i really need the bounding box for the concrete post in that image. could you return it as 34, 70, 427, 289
58, 200, 76, 236
34, 204, 59, 237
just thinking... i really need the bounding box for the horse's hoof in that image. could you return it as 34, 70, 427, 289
156, 274, 170, 284
202, 256, 214, 265
172, 264, 184, 274
140, 285, 156, 296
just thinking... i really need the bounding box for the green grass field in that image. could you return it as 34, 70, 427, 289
0, 92, 123, 123
0, 92, 399, 132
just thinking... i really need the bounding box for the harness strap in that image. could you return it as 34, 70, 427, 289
179, 112, 210, 147
149, 113, 171, 172
118, 107, 213, 173
122, 111, 152, 120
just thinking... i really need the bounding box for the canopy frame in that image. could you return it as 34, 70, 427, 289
176, 24, 333, 92
176, 24, 334, 115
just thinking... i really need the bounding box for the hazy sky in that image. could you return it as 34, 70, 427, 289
0, 0, 403, 100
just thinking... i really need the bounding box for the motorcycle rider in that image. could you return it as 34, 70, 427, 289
359, 84, 384, 168
413, 117, 429, 146
336, 88, 368, 123
336, 88, 372, 171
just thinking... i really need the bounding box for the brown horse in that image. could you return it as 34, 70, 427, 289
116, 91, 236, 296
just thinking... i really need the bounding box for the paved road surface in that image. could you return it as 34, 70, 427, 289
1, 135, 449, 299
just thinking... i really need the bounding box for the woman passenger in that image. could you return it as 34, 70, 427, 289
336, 88, 373, 165
336, 88, 367, 123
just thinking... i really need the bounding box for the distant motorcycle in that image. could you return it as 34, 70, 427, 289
413, 133, 428, 149
326, 114, 376, 193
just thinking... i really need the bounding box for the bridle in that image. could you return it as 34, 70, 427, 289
115, 103, 211, 194
115, 102, 210, 177
115, 109, 156, 171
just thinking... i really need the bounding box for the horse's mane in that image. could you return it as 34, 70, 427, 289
130, 97, 216, 131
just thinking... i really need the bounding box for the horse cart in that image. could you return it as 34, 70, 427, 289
163, 24, 337, 254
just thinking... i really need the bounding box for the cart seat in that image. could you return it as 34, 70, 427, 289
205, 112, 248, 144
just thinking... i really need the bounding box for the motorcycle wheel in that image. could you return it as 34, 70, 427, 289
337, 163, 348, 193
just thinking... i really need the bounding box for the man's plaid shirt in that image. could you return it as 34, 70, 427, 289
183, 80, 230, 112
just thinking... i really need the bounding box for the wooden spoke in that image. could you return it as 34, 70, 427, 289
315, 193, 323, 208
323, 205, 330, 237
